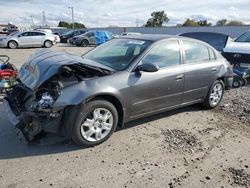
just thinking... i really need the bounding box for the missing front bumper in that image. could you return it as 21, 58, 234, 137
4, 98, 61, 142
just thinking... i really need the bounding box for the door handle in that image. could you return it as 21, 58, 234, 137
176, 74, 183, 80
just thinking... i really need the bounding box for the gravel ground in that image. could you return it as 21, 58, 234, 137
220, 86, 250, 125
0, 45, 250, 188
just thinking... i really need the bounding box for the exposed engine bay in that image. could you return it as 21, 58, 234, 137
5, 61, 112, 141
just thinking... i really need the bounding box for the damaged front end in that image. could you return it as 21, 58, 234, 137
4, 50, 112, 141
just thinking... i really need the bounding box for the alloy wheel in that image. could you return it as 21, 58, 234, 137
80, 108, 114, 142
209, 83, 223, 106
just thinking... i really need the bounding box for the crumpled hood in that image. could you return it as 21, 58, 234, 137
18, 49, 112, 91
223, 42, 250, 54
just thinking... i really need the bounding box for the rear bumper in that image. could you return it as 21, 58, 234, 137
222, 52, 250, 64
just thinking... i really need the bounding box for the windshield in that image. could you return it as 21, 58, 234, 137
84, 38, 152, 71
235, 31, 250, 42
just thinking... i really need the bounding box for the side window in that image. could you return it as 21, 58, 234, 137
20, 32, 30, 37
208, 48, 216, 60
30, 32, 45, 36
142, 40, 180, 68
183, 41, 210, 63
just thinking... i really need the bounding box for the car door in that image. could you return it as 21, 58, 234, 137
128, 39, 185, 118
17, 32, 31, 46
30, 32, 45, 46
181, 40, 219, 103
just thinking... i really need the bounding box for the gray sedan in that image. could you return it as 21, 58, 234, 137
0, 31, 56, 49
4, 35, 233, 146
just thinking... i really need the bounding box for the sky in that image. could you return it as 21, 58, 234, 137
0, 0, 249, 28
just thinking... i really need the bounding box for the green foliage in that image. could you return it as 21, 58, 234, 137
197, 20, 212, 26
182, 19, 212, 27
216, 19, 227, 26
226, 20, 245, 26
182, 19, 199, 26
145, 11, 169, 27
58, 21, 86, 29
58, 21, 71, 28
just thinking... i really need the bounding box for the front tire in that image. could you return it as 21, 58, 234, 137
81, 39, 89, 47
70, 100, 118, 147
8, 40, 18, 49
203, 80, 225, 109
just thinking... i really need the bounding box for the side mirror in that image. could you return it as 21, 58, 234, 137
17, 35, 21, 37
136, 63, 159, 73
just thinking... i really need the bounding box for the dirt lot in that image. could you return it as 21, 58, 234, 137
0, 45, 249, 188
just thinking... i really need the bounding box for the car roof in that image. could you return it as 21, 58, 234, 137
120, 34, 185, 41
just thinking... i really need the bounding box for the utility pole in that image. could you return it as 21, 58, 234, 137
30, 15, 35, 29
42, 11, 47, 26
68, 6, 74, 29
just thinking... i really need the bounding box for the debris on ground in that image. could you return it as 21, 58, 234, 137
161, 129, 203, 153
220, 87, 250, 125
229, 167, 250, 187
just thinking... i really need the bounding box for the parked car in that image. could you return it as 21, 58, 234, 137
71, 30, 112, 47
60, 29, 87, 43
222, 31, 250, 66
0, 31, 56, 49
4, 35, 233, 146
179, 32, 232, 52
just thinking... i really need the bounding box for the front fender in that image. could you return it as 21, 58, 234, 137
52, 80, 125, 111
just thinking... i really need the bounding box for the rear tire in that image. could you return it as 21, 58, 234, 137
8, 41, 18, 49
232, 77, 242, 88
202, 80, 225, 109
44, 40, 53, 48
68, 100, 118, 147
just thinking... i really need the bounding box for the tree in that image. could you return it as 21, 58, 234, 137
226, 20, 245, 26
182, 19, 199, 26
58, 21, 71, 28
197, 20, 212, 26
216, 19, 227, 26
145, 11, 169, 27
58, 21, 86, 29
72, 22, 86, 29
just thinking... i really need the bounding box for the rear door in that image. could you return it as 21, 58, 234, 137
128, 39, 185, 118
181, 40, 219, 103
30, 32, 46, 46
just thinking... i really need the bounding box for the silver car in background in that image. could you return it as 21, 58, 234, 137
0, 31, 56, 49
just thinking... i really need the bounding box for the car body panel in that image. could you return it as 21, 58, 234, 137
18, 49, 114, 91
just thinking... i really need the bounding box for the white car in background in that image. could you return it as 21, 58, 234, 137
223, 31, 250, 66
0, 31, 56, 49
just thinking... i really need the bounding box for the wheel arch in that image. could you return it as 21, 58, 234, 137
8, 40, 18, 47
87, 94, 125, 127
